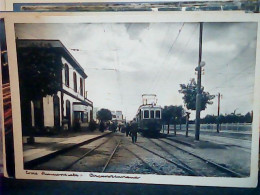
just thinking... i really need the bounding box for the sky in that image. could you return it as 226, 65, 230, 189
15, 22, 257, 120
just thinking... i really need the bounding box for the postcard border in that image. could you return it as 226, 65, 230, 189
2, 11, 260, 187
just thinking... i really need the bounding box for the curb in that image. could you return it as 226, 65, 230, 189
24, 131, 113, 169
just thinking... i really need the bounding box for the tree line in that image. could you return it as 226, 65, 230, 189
161, 78, 252, 134
201, 112, 252, 124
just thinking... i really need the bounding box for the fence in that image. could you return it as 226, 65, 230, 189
163, 123, 252, 131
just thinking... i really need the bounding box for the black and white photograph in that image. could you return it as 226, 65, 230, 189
1, 12, 259, 187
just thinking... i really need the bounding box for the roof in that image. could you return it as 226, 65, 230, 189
16, 39, 87, 78
139, 105, 162, 109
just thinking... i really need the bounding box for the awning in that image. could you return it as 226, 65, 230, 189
73, 103, 89, 112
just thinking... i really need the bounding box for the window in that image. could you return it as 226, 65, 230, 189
150, 110, 155, 119
73, 72, 77, 92
64, 64, 69, 86
80, 78, 83, 96
155, 110, 161, 119
144, 110, 149, 119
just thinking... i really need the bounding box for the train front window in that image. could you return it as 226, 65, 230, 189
155, 110, 160, 119
144, 110, 149, 119
150, 110, 154, 119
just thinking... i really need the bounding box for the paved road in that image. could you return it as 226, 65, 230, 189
176, 131, 251, 151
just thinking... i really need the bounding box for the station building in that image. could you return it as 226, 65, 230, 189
17, 39, 93, 132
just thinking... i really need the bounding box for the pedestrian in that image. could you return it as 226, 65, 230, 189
130, 122, 138, 143
99, 121, 105, 132
125, 123, 130, 137
110, 122, 117, 132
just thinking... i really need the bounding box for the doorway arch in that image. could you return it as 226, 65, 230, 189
66, 100, 71, 129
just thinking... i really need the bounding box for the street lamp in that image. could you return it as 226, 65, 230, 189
200, 61, 206, 67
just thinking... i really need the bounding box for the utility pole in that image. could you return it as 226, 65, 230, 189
216, 93, 222, 133
195, 22, 204, 141
185, 112, 190, 137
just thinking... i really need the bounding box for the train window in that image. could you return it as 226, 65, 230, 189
144, 110, 149, 119
150, 110, 155, 119
155, 110, 160, 119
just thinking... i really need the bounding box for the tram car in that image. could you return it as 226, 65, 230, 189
135, 95, 162, 136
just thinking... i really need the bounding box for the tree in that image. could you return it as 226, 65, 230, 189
179, 78, 215, 111
97, 108, 112, 123
17, 47, 63, 101
244, 112, 253, 123
162, 105, 184, 135
17, 46, 63, 135
202, 114, 217, 124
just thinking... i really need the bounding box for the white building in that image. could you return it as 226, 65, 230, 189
17, 39, 93, 131
111, 111, 125, 125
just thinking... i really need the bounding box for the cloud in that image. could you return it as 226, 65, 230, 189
15, 22, 257, 120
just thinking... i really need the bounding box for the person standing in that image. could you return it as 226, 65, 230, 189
125, 123, 130, 137
130, 122, 138, 143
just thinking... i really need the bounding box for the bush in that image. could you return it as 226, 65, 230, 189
88, 120, 97, 131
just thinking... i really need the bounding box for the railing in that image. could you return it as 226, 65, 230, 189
163, 123, 252, 131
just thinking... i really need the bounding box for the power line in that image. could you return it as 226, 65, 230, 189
148, 23, 185, 92
155, 23, 199, 91
208, 63, 255, 92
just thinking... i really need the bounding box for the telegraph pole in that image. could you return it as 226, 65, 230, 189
216, 93, 221, 133
185, 112, 190, 137
195, 22, 204, 141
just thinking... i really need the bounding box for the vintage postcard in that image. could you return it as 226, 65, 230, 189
2, 0, 259, 12
0, 12, 259, 187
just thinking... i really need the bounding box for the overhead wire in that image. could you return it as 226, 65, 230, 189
148, 23, 185, 92
156, 23, 199, 91
208, 62, 255, 92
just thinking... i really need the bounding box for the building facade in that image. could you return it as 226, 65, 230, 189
17, 39, 93, 132
111, 111, 125, 125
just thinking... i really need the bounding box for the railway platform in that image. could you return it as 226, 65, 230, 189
23, 130, 112, 168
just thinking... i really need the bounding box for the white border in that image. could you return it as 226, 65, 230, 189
1, 11, 259, 187
5, 0, 234, 11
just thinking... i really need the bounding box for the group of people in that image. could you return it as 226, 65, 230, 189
109, 121, 139, 143
125, 122, 138, 143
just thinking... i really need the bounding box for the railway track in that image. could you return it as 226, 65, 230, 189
121, 146, 163, 175
61, 136, 114, 171
159, 138, 245, 177
61, 135, 123, 172
148, 139, 202, 175
30, 132, 246, 177
102, 139, 121, 173
133, 142, 200, 176
104, 136, 195, 175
